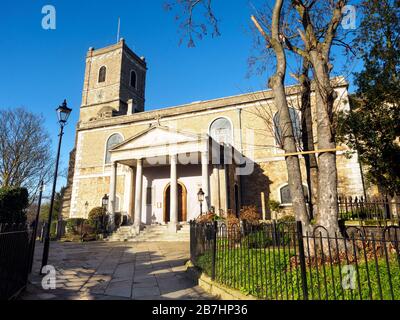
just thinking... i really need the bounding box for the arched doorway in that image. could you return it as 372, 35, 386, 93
164, 182, 187, 223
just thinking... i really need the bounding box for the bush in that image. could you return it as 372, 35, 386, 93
277, 215, 296, 223
50, 220, 58, 239
242, 230, 273, 248
114, 212, 122, 228
88, 207, 105, 222
240, 206, 260, 225
0, 187, 29, 224
268, 200, 281, 212
88, 207, 106, 233
66, 218, 86, 235
64, 219, 98, 242
196, 212, 225, 223
227, 214, 241, 242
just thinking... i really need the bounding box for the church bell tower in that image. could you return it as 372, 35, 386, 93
80, 38, 147, 122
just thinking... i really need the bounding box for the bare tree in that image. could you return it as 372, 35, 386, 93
297, 59, 318, 220
280, 0, 349, 234
167, 0, 355, 234
167, 0, 310, 226
164, 0, 220, 47
0, 108, 53, 197
251, 4, 310, 228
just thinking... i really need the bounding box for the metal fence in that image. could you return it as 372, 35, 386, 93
190, 221, 400, 300
0, 223, 35, 300
338, 196, 400, 223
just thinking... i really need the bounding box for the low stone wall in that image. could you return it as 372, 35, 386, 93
185, 261, 258, 301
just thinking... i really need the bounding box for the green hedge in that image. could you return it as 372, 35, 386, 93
0, 187, 29, 224
66, 218, 86, 235
88, 207, 107, 233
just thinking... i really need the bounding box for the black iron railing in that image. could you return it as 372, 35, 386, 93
338, 196, 400, 223
190, 221, 400, 300
0, 223, 35, 300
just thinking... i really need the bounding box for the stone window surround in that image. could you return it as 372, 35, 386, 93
130, 70, 137, 89
104, 132, 124, 165
277, 183, 309, 207
208, 116, 234, 146
98, 65, 107, 84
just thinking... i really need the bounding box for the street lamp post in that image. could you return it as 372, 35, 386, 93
102, 194, 109, 233
41, 100, 72, 274
197, 188, 205, 216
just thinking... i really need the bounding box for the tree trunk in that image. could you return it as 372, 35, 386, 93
267, 0, 310, 229
299, 61, 318, 220
310, 52, 340, 235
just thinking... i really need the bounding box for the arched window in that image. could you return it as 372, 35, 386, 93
209, 117, 233, 145
279, 184, 309, 205
105, 134, 123, 164
273, 108, 301, 147
98, 66, 107, 83
130, 70, 137, 88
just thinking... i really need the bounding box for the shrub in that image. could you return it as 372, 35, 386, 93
268, 200, 281, 212
66, 218, 86, 235
88, 207, 105, 222
277, 215, 296, 223
88, 207, 106, 233
50, 220, 58, 240
196, 212, 218, 223
0, 187, 29, 224
242, 230, 273, 248
114, 212, 122, 228
227, 214, 241, 242
240, 206, 260, 225
81, 222, 95, 238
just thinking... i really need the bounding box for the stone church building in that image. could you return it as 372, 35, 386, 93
62, 39, 364, 233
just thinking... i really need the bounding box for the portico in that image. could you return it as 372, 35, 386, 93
107, 125, 211, 233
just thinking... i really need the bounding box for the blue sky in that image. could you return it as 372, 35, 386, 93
0, 0, 362, 191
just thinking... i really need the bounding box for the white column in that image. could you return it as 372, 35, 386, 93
202, 152, 210, 212
127, 167, 135, 223
213, 165, 221, 214
169, 154, 178, 233
109, 162, 118, 230
134, 159, 143, 234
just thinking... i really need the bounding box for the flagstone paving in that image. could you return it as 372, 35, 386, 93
21, 241, 214, 300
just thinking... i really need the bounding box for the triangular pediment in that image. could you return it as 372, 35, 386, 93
111, 126, 207, 152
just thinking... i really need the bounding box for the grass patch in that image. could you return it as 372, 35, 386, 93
196, 247, 400, 300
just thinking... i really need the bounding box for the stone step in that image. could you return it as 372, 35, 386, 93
105, 224, 191, 242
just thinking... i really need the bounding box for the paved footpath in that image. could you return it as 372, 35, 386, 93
22, 241, 215, 300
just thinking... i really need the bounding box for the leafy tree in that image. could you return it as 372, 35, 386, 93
0, 187, 29, 224
338, 0, 400, 195
40, 188, 65, 222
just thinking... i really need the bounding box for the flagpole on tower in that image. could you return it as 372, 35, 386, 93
117, 17, 121, 43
